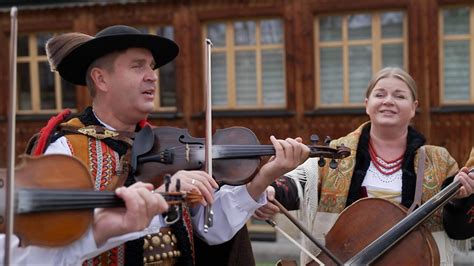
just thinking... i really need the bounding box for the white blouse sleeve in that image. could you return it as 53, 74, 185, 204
191, 185, 267, 245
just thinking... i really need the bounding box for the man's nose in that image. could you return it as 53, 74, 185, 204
145, 68, 158, 82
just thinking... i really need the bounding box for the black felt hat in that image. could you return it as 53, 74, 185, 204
55, 25, 179, 86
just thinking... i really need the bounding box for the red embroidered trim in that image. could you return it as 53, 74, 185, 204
368, 140, 404, 175
33, 109, 72, 156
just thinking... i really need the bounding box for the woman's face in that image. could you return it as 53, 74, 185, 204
365, 76, 418, 128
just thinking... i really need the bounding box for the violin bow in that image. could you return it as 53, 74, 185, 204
203, 38, 214, 232
4, 6, 18, 265
270, 199, 343, 266
265, 219, 323, 265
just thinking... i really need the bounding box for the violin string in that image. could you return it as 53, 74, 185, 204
17, 189, 183, 213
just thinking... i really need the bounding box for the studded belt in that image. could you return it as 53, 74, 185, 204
143, 227, 181, 265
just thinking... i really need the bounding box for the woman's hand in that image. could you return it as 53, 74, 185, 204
454, 167, 474, 199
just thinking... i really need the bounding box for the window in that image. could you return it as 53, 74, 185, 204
440, 6, 473, 104
315, 11, 407, 107
205, 19, 286, 109
138, 26, 177, 111
17, 32, 76, 114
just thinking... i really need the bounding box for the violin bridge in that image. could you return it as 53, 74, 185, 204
185, 143, 190, 162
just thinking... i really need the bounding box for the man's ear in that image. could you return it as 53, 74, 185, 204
90, 67, 108, 92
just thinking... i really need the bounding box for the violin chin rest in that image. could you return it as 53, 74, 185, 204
131, 125, 155, 170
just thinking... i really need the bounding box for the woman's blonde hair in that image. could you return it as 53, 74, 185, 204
365, 67, 418, 101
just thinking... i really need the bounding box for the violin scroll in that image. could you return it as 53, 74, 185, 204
309, 134, 350, 169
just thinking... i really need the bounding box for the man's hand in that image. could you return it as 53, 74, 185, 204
92, 182, 168, 246
246, 136, 309, 200
156, 170, 218, 207
454, 167, 474, 199
253, 186, 280, 220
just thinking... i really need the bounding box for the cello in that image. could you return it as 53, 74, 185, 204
311, 170, 472, 265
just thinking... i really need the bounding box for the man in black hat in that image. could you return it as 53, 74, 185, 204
15, 25, 310, 265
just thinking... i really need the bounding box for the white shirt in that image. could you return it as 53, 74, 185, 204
1, 122, 266, 265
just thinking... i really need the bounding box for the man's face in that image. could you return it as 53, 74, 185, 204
104, 47, 157, 122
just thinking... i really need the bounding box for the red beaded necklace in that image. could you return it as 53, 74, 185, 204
368, 140, 404, 175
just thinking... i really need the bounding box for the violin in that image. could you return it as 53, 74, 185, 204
0, 154, 202, 247
131, 125, 351, 186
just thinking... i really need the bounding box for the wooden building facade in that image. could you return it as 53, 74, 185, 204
0, 0, 473, 172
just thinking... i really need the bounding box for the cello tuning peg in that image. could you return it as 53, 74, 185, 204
310, 134, 319, 144
318, 157, 326, 167
329, 158, 338, 169
324, 136, 332, 146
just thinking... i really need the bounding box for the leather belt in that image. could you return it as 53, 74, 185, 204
143, 227, 181, 265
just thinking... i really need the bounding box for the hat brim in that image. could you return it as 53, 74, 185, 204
57, 34, 179, 86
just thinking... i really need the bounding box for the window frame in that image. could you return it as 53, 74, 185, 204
203, 18, 287, 110
439, 5, 474, 105
17, 32, 77, 115
139, 25, 178, 112
314, 10, 408, 108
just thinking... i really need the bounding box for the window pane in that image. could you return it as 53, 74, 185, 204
155, 26, 174, 40
262, 50, 285, 105
159, 61, 176, 107
381, 12, 404, 38
320, 47, 343, 104
319, 16, 342, 41
261, 19, 283, 44
211, 53, 228, 106
348, 14, 371, 40
349, 45, 372, 103
382, 44, 404, 69
208, 23, 226, 47
18, 63, 31, 110
18, 35, 29, 56
234, 21, 256, 45
37, 33, 53, 56
444, 40, 470, 100
61, 77, 76, 109
235, 51, 257, 105
443, 7, 469, 35
39, 61, 56, 109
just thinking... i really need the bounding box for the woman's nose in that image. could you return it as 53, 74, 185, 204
382, 95, 394, 105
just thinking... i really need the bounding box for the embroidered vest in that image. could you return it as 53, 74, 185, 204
59, 117, 195, 266
60, 118, 128, 265
316, 123, 458, 232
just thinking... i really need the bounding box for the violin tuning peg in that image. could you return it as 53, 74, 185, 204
310, 134, 319, 144
318, 157, 326, 167
176, 178, 181, 192
324, 136, 332, 146
164, 174, 171, 192
329, 159, 338, 169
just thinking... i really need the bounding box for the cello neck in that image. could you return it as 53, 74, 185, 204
346, 179, 461, 265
